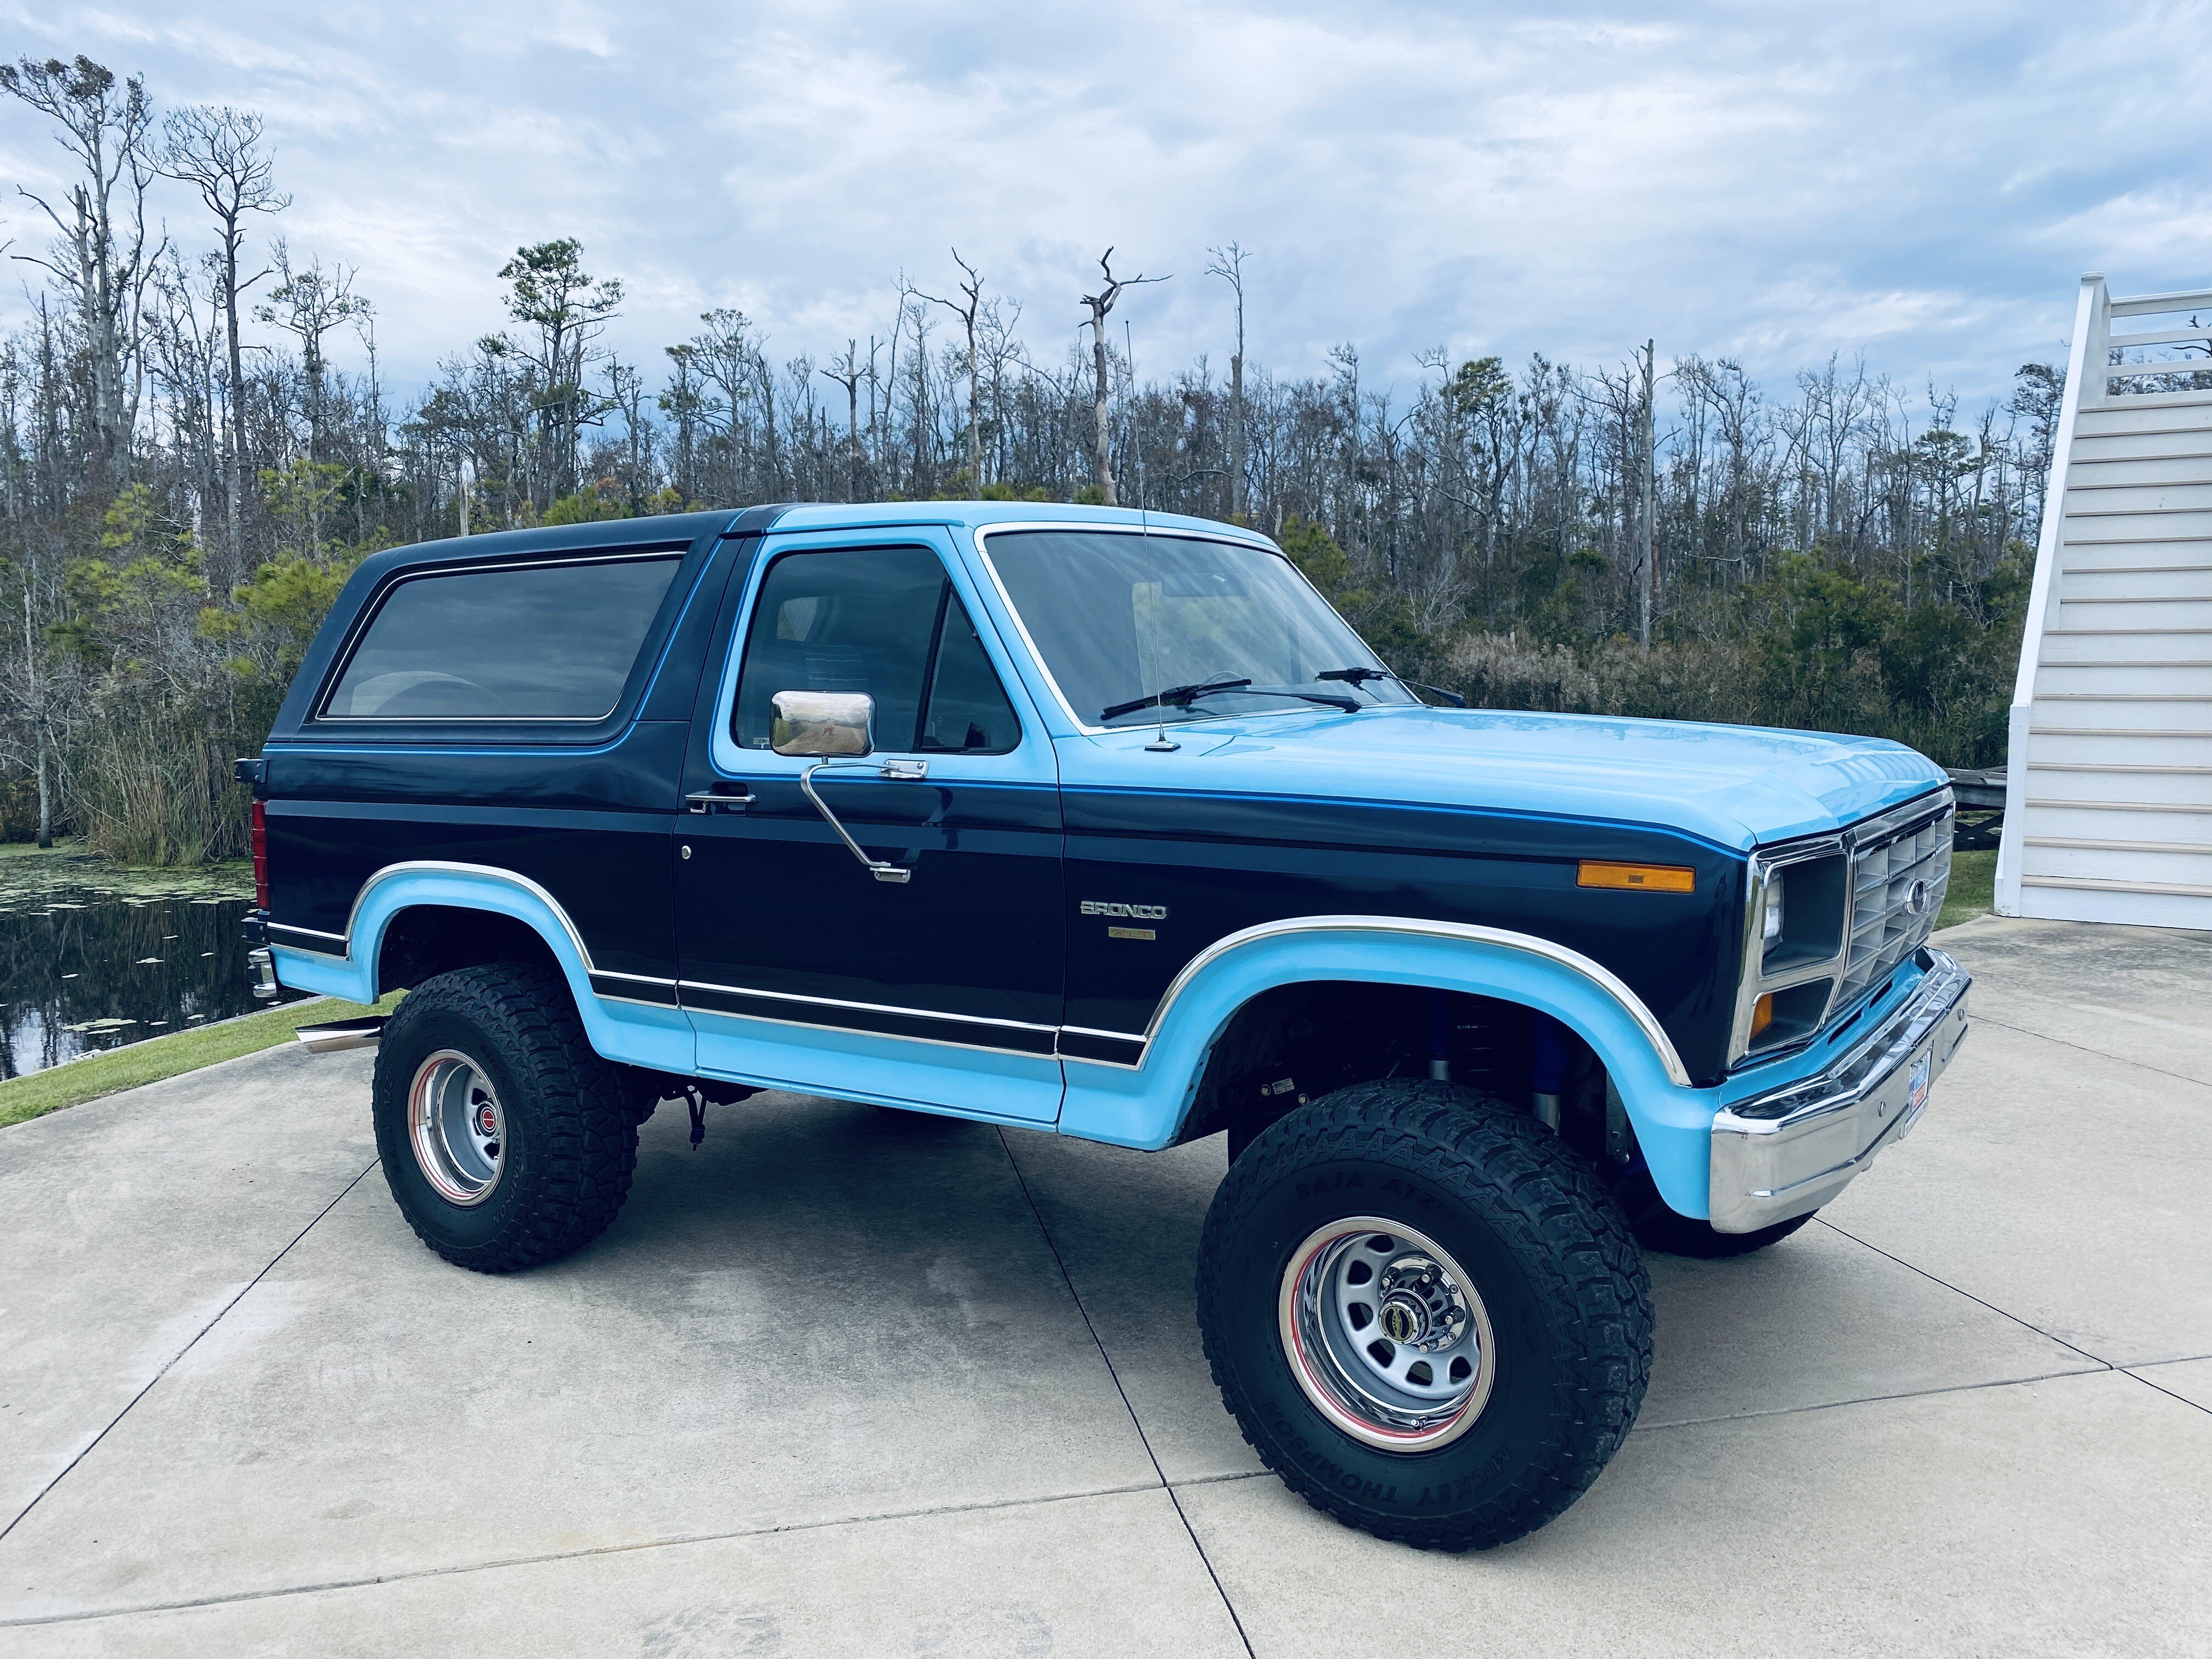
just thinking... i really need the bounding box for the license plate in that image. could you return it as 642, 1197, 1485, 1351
1899, 1048, 1933, 1137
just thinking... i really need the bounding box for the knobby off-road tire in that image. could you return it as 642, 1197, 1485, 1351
373, 964, 639, 1273
1198, 1079, 1652, 1550
1611, 1165, 1816, 1258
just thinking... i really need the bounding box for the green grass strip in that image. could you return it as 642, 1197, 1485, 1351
1938, 848, 1996, 932
0, 992, 402, 1131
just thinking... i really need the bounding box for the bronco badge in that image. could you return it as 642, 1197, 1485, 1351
1080, 901, 1167, 920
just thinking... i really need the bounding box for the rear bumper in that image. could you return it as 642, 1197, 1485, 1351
1708, 948, 1970, 1233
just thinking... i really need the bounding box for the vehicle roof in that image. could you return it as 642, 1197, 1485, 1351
760, 500, 1275, 544
361, 502, 1276, 575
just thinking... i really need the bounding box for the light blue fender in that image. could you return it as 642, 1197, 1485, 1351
1056, 916, 1723, 1218
267, 861, 695, 1074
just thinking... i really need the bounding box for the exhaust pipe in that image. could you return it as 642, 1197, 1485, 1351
294, 1016, 387, 1054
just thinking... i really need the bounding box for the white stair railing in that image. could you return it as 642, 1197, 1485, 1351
1996, 273, 2212, 926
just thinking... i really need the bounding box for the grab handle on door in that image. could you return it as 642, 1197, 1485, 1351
799, 758, 929, 883
685, 786, 753, 814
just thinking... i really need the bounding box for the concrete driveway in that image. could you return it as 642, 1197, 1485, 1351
3, 916, 2209, 1657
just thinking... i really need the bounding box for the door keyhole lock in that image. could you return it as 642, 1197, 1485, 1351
680, 845, 691, 860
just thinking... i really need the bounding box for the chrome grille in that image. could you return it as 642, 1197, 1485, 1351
1839, 811, 1951, 1005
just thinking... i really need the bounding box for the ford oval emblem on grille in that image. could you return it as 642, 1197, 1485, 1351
1905, 879, 1929, 916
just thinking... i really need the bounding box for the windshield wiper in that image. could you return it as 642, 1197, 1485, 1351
1101, 675, 1361, 722
1316, 665, 1469, 708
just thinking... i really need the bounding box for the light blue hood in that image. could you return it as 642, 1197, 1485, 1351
1077, 706, 1948, 852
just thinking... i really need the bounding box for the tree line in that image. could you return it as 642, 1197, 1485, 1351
0, 54, 2050, 865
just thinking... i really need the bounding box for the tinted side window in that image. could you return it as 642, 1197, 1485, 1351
732, 548, 944, 750
324, 555, 681, 720
920, 606, 1020, 754
731, 546, 1020, 755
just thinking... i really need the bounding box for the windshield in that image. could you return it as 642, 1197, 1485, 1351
985, 530, 1415, 727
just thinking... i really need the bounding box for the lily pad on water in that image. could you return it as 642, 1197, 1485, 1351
64, 1017, 138, 1032
136, 956, 164, 964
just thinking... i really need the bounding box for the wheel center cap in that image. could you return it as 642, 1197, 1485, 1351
476, 1103, 499, 1138
1378, 1295, 1426, 1345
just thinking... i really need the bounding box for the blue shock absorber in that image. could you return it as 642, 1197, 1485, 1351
1530, 1012, 1571, 1131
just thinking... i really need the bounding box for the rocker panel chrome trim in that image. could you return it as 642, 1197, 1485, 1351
676, 978, 1059, 1034
678, 978, 1060, 1056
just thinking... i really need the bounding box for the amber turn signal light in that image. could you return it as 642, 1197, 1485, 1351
1576, 860, 1695, 894
1752, 992, 1774, 1036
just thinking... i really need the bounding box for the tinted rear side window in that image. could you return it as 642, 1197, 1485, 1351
324, 555, 682, 720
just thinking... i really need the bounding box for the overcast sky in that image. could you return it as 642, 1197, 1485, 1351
0, 2, 2204, 413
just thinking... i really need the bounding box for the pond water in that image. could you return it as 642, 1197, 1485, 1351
0, 849, 309, 1079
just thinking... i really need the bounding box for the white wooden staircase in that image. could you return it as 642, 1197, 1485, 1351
1999, 274, 2212, 927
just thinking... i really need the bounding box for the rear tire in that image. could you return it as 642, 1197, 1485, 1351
1198, 1079, 1652, 1550
373, 963, 638, 1273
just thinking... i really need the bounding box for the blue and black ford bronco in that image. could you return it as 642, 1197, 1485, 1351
241, 502, 1969, 1548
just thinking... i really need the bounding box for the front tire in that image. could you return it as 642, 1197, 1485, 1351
373, 963, 639, 1273
1198, 1080, 1652, 1550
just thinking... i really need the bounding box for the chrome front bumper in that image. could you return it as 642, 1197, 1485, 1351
1708, 948, 1970, 1233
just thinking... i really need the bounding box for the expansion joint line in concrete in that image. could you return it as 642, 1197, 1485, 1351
994, 1130, 1259, 1659
0, 1158, 383, 1547
2123, 1355, 2212, 1418
1970, 1010, 2212, 1092
0, 1477, 1277, 1632
1812, 1217, 2118, 1370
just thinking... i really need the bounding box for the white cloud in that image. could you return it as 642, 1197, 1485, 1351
0, 0, 2205, 410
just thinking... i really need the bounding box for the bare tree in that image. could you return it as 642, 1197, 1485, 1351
1079, 249, 1166, 506
1638, 340, 1656, 647
0, 55, 160, 484
600, 354, 652, 510
820, 341, 864, 500
912, 249, 990, 495
1207, 242, 1249, 520
160, 105, 287, 582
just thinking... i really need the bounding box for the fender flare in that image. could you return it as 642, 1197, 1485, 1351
265, 861, 692, 1073
1054, 916, 1720, 1217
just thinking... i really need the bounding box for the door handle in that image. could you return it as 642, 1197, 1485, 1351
799, 759, 929, 883
685, 787, 753, 814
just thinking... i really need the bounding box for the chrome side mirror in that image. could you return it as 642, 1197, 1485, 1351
769, 689, 911, 884
771, 690, 873, 758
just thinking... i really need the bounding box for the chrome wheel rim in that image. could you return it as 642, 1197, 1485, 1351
1277, 1216, 1496, 1450
408, 1049, 505, 1206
